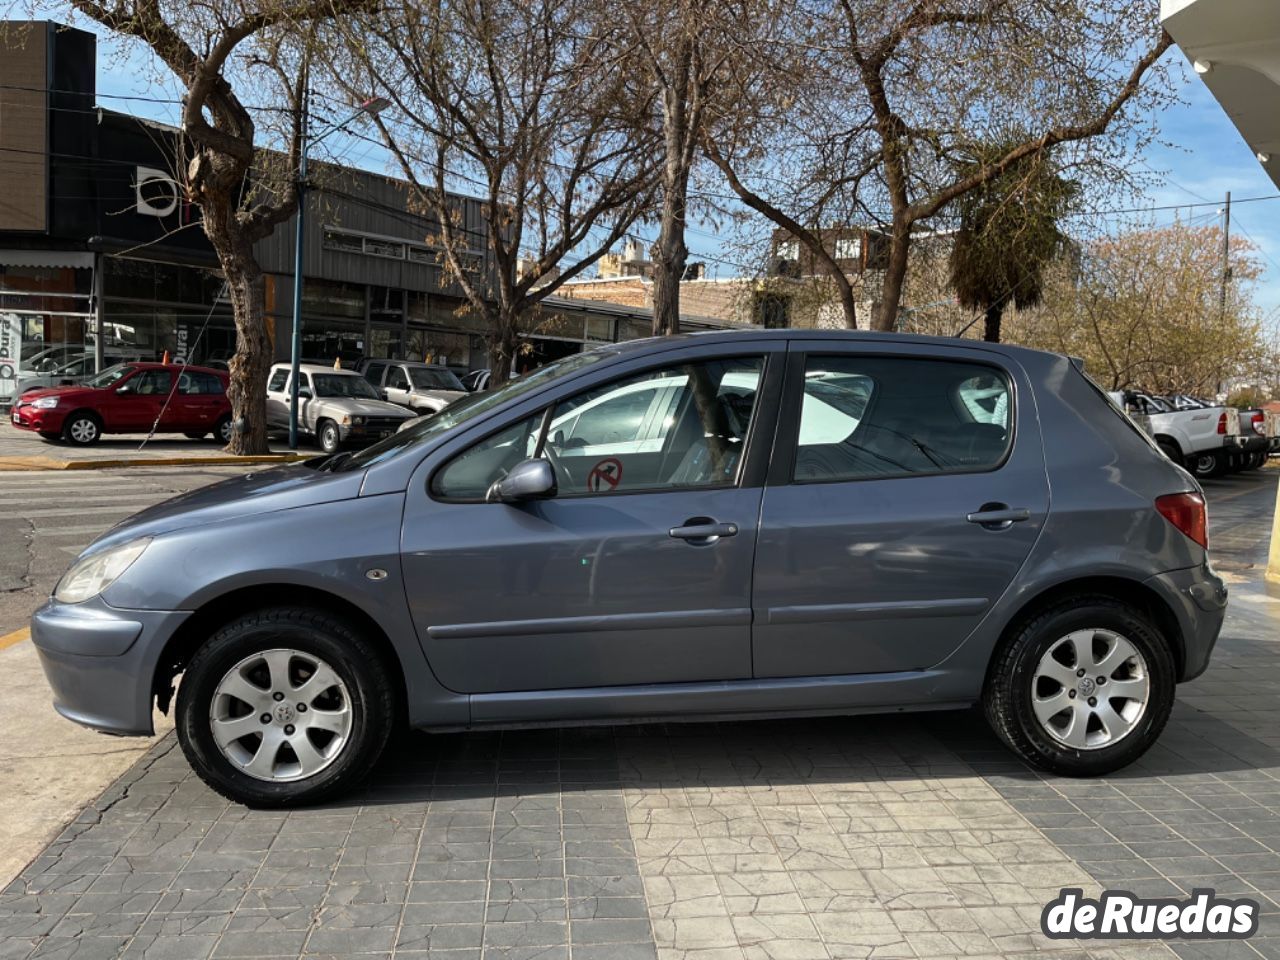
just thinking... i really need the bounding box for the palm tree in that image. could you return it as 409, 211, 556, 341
949, 145, 1078, 342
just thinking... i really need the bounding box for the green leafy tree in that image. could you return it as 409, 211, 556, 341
949, 146, 1078, 343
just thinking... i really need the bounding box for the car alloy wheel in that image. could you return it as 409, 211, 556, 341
217, 417, 233, 444
209, 648, 354, 782
65, 414, 99, 445
319, 420, 340, 454
1031, 629, 1149, 750
1191, 452, 1219, 477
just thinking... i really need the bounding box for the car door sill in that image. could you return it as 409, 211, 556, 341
465, 668, 967, 726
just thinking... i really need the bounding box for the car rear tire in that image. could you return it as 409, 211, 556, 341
1189, 451, 1223, 479
62, 411, 101, 446
1155, 439, 1181, 464
214, 416, 234, 445
984, 595, 1175, 777
317, 419, 341, 454
175, 607, 396, 807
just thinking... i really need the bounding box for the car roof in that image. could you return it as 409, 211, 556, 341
597, 328, 1067, 365
123, 362, 228, 376
274, 362, 363, 376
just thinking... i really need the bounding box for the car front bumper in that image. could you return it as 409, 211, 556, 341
9, 402, 67, 433
30, 596, 190, 736
1145, 562, 1227, 683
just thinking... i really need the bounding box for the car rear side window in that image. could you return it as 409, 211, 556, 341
267, 369, 288, 392
363, 362, 387, 386
178, 372, 225, 395
792, 355, 1012, 482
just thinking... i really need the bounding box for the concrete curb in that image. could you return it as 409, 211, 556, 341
0, 453, 311, 471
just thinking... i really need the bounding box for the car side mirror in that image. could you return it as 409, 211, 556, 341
115, 384, 134, 395
487, 458, 557, 504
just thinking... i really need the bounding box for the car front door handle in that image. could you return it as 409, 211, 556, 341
966, 505, 1031, 529
670, 518, 738, 543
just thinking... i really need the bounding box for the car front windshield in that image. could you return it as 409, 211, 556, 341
84, 364, 134, 388
311, 374, 380, 400
410, 368, 465, 391
335, 346, 620, 471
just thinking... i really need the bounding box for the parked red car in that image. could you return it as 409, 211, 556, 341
10, 363, 232, 446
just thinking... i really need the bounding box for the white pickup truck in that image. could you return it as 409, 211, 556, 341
1110, 390, 1240, 478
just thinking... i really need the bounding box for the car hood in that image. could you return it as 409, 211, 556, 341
88, 462, 366, 551
17, 385, 96, 402
314, 397, 414, 418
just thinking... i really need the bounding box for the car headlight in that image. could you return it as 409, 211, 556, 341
55, 538, 152, 604
31, 396, 59, 409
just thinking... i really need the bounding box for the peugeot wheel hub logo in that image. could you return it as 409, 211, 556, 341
1078, 677, 1096, 697
274, 703, 295, 724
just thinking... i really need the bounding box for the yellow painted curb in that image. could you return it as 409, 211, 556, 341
0, 454, 311, 472
0, 628, 30, 652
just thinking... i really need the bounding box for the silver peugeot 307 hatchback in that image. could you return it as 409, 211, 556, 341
31, 331, 1227, 806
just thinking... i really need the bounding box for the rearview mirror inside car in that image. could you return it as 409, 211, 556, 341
486, 458, 557, 504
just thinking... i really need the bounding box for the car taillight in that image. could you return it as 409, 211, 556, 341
1217, 412, 1227, 434
1155, 492, 1208, 549
1252, 412, 1265, 436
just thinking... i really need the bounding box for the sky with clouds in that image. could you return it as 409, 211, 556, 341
82, 28, 1280, 319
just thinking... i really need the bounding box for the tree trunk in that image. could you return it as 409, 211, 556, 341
209, 225, 271, 455
651, 46, 693, 338
487, 310, 521, 385
875, 216, 911, 332
983, 303, 1004, 343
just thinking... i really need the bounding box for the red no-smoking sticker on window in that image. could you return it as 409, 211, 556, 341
586, 457, 623, 492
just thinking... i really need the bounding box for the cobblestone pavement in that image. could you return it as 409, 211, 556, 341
0, 471, 1278, 960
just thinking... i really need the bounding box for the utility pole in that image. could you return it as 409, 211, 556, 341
1220, 190, 1232, 322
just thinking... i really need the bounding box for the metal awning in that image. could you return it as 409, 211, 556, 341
0, 250, 94, 269
1162, 0, 1280, 189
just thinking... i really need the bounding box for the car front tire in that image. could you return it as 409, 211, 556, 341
62, 411, 102, 446
317, 419, 341, 454
984, 595, 1175, 777
176, 607, 396, 807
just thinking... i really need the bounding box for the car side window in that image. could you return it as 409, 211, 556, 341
432, 356, 764, 501
267, 369, 288, 393
793, 355, 1011, 482
364, 362, 387, 386
432, 414, 543, 500
387, 367, 409, 390
546, 356, 763, 496
178, 371, 224, 395
132, 370, 173, 396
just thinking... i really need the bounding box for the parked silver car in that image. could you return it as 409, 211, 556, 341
357, 359, 467, 414
32, 331, 1226, 806
265, 363, 415, 453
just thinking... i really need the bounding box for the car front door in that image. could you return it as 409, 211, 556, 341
400, 346, 783, 695
752, 342, 1049, 678
106, 368, 173, 432
384, 365, 412, 408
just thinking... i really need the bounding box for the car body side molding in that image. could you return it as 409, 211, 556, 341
427, 607, 753, 640
765, 597, 989, 625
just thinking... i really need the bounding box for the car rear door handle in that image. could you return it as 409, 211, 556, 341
670, 518, 738, 543
966, 505, 1031, 529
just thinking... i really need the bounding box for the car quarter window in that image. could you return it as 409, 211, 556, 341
431, 355, 765, 501
387, 367, 409, 390
792, 355, 1012, 482
267, 369, 288, 392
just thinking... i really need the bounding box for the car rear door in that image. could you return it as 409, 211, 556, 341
172, 371, 225, 431
752, 340, 1049, 679
400, 342, 785, 696
265, 368, 290, 429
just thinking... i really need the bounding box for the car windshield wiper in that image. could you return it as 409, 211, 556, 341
318, 451, 354, 472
